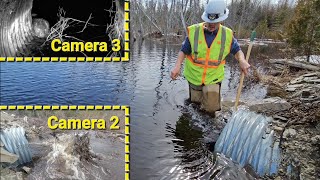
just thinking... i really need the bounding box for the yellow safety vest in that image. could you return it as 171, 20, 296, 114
184, 23, 233, 85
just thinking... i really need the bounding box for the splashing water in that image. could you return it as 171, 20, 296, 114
29, 132, 124, 180
45, 135, 86, 179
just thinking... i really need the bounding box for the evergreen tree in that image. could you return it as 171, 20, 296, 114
287, 0, 320, 62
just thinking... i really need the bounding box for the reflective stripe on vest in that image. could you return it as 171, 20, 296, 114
186, 55, 226, 67
194, 24, 200, 61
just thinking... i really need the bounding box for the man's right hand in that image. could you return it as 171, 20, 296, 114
171, 51, 186, 80
170, 66, 180, 80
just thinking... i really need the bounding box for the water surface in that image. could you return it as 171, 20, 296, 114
0, 40, 267, 179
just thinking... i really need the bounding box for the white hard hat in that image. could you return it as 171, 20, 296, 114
202, 0, 229, 23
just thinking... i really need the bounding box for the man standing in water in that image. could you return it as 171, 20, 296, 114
171, 0, 250, 114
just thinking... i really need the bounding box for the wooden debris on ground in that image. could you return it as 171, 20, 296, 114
269, 59, 320, 71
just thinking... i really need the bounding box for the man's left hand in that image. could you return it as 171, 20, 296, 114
235, 50, 251, 76
239, 59, 250, 76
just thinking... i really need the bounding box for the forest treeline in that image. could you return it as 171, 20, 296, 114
131, 0, 320, 59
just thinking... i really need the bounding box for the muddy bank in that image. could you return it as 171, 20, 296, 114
0, 110, 125, 180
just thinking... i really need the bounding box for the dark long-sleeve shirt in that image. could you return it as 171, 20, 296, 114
180, 28, 241, 56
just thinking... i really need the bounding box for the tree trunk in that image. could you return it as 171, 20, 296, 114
237, 0, 246, 38
136, 2, 162, 34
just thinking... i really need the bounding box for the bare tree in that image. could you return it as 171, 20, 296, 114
131, 0, 295, 41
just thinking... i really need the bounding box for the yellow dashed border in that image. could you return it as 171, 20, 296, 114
0, 105, 130, 180
0, 0, 130, 62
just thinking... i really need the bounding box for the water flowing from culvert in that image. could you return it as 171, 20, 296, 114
26, 132, 124, 180
0, 40, 280, 179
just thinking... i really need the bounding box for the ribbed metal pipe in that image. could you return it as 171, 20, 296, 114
0, 0, 34, 57
0, 127, 32, 166
215, 110, 281, 177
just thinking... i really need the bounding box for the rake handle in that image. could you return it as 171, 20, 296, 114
235, 31, 256, 110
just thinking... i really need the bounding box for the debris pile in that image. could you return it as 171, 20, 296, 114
285, 72, 320, 103
74, 132, 97, 162
262, 71, 320, 179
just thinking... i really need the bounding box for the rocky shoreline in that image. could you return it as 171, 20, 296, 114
240, 66, 319, 179
264, 72, 320, 179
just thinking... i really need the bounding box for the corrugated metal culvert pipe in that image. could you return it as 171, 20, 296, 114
215, 110, 281, 177
0, 0, 34, 57
0, 127, 32, 166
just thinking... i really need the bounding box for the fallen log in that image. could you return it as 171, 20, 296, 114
269, 59, 320, 71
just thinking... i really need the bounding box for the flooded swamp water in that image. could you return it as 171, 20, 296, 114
0, 40, 295, 179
